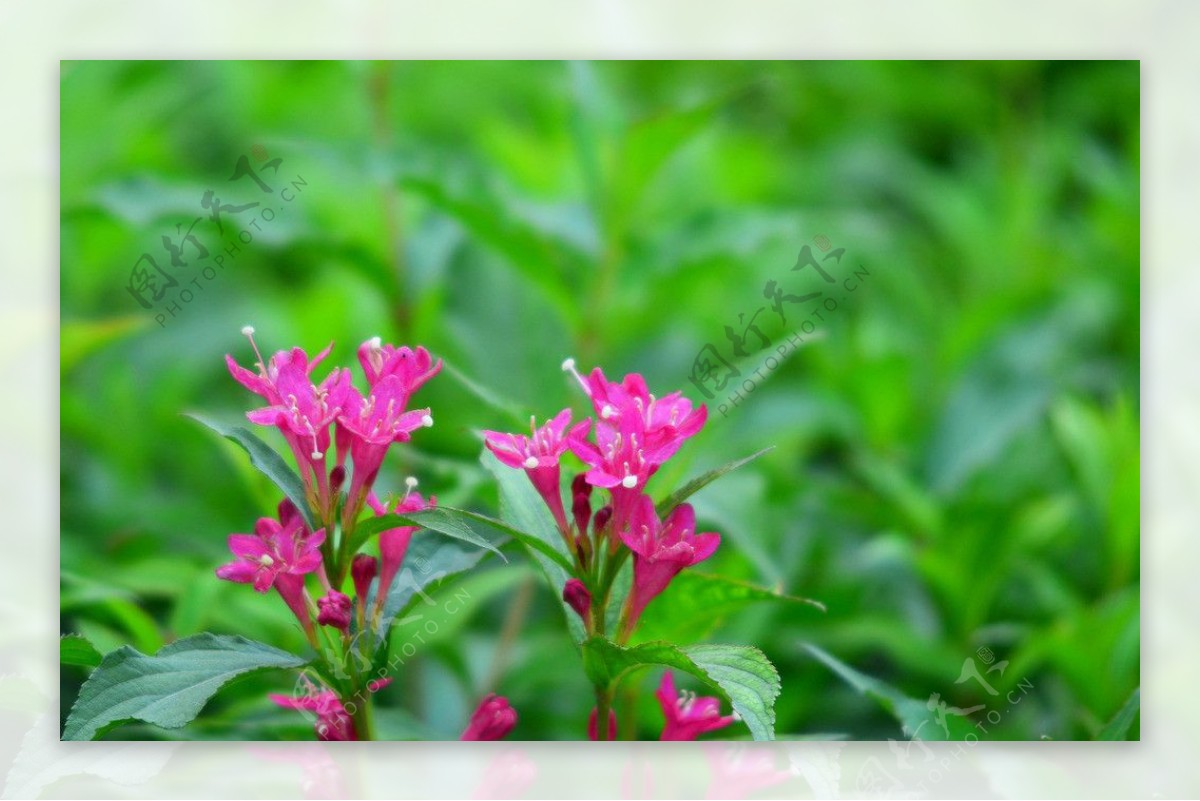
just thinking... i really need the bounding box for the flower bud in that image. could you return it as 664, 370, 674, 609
592, 505, 612, 536
460, 694, 517, 741
562, 578, 591, 622
351, 554, 378, 602
317, 590, 352, 632
330, 465, 346, 494
277, 498, 301, 527
571, 473, 592, 500
572, 488, 592, 536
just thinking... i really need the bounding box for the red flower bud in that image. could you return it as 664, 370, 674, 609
562, 578, 591, 621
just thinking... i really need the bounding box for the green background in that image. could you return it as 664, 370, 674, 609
60, 60, 1139, 740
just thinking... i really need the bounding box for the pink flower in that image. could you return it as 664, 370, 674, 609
656, 672, 736, 741
216, 510, 325, 636
227, 330, 352, 517
357, 338, 442, 394
484, 410, 590, 536
619, 496, 719, 633
367, 484, 436, 617
461, 694, 517, 740
316, 590, 352, 631
336, 375, 433, 514
588, 708, 618, 741
271, 688, 356, 741
564, 363, 707, 491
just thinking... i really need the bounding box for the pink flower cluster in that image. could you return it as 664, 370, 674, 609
218, 329, 517, 740
484, 360, 718, 638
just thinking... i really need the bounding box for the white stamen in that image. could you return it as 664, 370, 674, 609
241, 325, 266, 373
621, 475, 638, 489
368, 336, 382, 350
240, 325, 255, 336
524, 456, 539, 469
259, 554, 274, 567
601, 404, 618, 419
405, 476, 419, 489
311, 450, 323, 460
562, 356, 590, 395
421, 414, 434, 427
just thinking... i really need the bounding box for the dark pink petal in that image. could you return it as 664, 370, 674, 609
216, 561, 257, 584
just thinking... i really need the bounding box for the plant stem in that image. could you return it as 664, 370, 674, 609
594, 684, 613, 741
352, 695, 376, 741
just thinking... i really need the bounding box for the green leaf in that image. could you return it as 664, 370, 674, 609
1098, 687, 1139, 740
377, 533, 498, 636
803, 644, 973, 741
185, 413, 316, 531
581, 637, 780, 741
656, 447, 774, 517
60, 634, 103, 670
62, 634, 307, 741
635, 572, 824, 642
480, 449, 584, 638
350, 506, 507, 563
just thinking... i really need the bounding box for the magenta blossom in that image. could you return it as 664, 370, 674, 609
357, 338, 442, 394
216, 511, 325, 636
271, 688, 355, 741
619, 496, 719, 634
336, 374, 433, 516
657, 672, 737, 741
227, 330, 354, 523
368, 482, 436, 618
564, 362, 707, 488
461, 694, 517, 741
270, 677, 392, 742
484, 409, 590, 537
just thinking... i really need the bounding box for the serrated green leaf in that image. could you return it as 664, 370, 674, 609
185, 413, 316, 531
60, 634, 103, 670
62, 634, 307, 741
803, 644, 974, 741
581, 637, 780, 741
1098, 687, 1139, 740
656, 447, 774, 517
377, 532, 498, 640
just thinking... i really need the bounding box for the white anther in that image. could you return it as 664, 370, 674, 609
621, 475, 638, 489
368, 336, 382, 350
421, 415, 434, 427
405, 476, 419, 489
561, 357, 575, 371
601, 404, 618, 419
259, 554, 275, 567
524, 456, 539, 469
311, 450, 323, 460
240, 325, 255, 336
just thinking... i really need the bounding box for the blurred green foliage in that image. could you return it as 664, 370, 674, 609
60, 60, 1139, 741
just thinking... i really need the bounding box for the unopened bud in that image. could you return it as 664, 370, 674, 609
317, 591, 352, 631
351, 554, 378, 601
562, 578, 592, 622
330, 465, 346, 493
